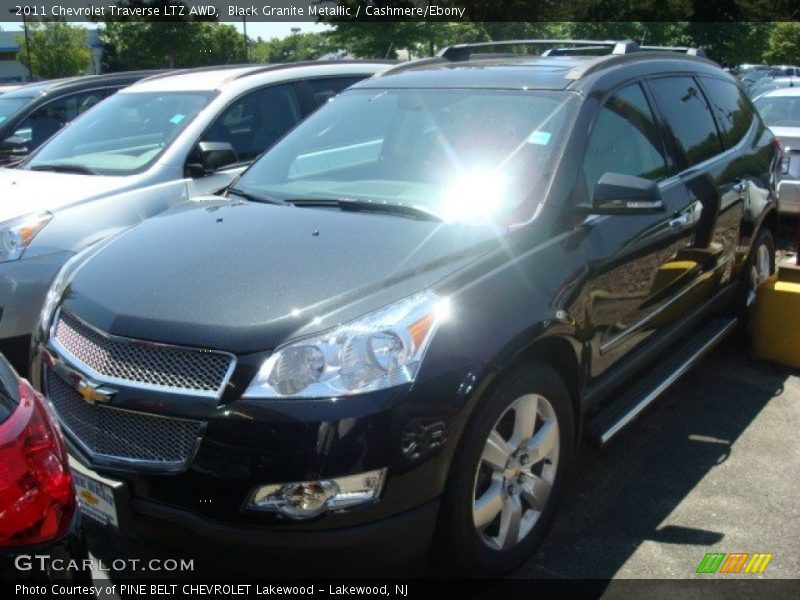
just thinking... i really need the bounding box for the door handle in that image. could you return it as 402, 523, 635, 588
668, 215, 689, 230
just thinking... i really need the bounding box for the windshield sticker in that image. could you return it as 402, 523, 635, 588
169, 114, 186, 125
527, 131, 551, 145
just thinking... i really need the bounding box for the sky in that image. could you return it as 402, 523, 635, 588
0, 21, 329, 40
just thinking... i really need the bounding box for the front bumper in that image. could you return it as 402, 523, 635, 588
29, 331, 480, 569
0, 251, 72, 341
777, 179, 800, 214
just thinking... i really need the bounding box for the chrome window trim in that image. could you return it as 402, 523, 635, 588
49, 308, 237, 399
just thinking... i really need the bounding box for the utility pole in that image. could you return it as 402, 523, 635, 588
242, 17, 249, 61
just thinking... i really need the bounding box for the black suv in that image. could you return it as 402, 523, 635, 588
0, 71, 165, 165
30, 40, 779, 575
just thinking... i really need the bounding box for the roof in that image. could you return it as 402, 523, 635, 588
127, 61, 393, 93
0, 70, 166, 99
759, 86, 800, 98
365, 56, 583, 90
362, 52, 721, 92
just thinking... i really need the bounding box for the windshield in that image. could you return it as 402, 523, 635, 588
0, 97, 30, 125
26, 91, 216, 175
234, 88, 579, 223
754, 95, 800, 127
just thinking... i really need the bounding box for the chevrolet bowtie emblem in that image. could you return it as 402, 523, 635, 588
76, 378, 116, 405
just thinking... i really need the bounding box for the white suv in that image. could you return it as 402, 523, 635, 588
0, 61, 389, 371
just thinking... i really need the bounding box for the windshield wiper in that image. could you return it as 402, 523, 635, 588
288, 198, 442, 222
29, 164, 98, 175
226, 188, 286, 205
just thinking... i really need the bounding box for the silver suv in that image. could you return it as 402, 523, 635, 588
0, 61, 388, 371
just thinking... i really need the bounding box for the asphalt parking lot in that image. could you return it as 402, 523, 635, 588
82, 332, 800, 583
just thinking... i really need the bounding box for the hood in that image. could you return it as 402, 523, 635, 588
62, 199, 504, 353
770, 125, 800, 148
0, 168, 130, 222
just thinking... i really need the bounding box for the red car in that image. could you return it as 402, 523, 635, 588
0, 354, 88, 581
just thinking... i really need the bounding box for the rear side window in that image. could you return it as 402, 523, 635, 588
582, 83, 668, 198
700, 77, 754, 149
648, 76, 722, 168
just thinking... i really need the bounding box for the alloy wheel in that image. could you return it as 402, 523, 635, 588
472, 393, 560, 551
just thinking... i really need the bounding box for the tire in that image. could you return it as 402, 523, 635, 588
737, 228, 776, 334
435, 363, 575, 576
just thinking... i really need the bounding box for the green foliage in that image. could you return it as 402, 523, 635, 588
250, 32, 335, 63
100, 21, 243, 70
763, 22, 800, 65
15, 21, 92, 79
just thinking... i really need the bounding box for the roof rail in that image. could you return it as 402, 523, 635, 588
438, 39, 705, 61
640, 45, 707, 58
439, 39, 639, 61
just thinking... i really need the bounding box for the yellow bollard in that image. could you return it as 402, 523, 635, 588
752, 265, 800, 369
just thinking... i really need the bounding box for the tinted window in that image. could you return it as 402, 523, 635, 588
649, 76, 722, 168
582, 83, 667, 198
306, 76, 365, 107
14, 90, 107, 150
202, 84, 301, 163
701, 77, 754, 149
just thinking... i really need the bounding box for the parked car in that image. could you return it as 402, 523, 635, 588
30, 40, 779, 576
0, 72, 164, 167
0, 61, 388, 373
754, 87, 800, 214
0, 353, 89, 582
750, 76, 796, 101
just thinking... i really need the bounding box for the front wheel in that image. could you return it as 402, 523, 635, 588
436, 363, 574, 576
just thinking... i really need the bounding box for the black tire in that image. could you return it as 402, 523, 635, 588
736, 228, 776, 334
435, 363, 575, 576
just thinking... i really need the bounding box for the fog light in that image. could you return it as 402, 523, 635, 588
248, 469, 386, 519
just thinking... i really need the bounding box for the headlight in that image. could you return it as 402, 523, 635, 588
0, 212, 53, 262
244, 291, 449, 398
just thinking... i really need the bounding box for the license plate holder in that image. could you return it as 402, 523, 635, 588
69, 457, 130, 531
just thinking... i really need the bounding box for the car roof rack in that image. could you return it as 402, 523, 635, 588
438, 39, 706, 61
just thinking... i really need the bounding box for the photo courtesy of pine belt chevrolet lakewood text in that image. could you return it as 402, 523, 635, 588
28, 40, 780, 575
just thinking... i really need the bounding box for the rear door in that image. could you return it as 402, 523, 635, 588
647, 75, 747, 294
578, 82, 702, 377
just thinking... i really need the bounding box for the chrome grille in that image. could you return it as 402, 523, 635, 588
52, 311, 234, 395
46, 371, 204, 468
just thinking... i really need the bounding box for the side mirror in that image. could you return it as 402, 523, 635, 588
1, 136, 29, 156
187, 141, 238, 176
577, 172, 665, 215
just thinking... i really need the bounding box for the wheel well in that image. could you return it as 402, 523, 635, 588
506, 336, 583, 445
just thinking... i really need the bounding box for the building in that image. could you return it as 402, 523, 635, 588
0, 28, 103, 83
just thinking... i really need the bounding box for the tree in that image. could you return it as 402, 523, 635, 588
100, 21, 243, 70
250, 32, 335, 63
763, 22, 800, 65
15, 21, 92, 79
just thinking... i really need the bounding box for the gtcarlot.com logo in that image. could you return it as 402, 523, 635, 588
14, 554, 195, 573
697, 552, 774, 574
